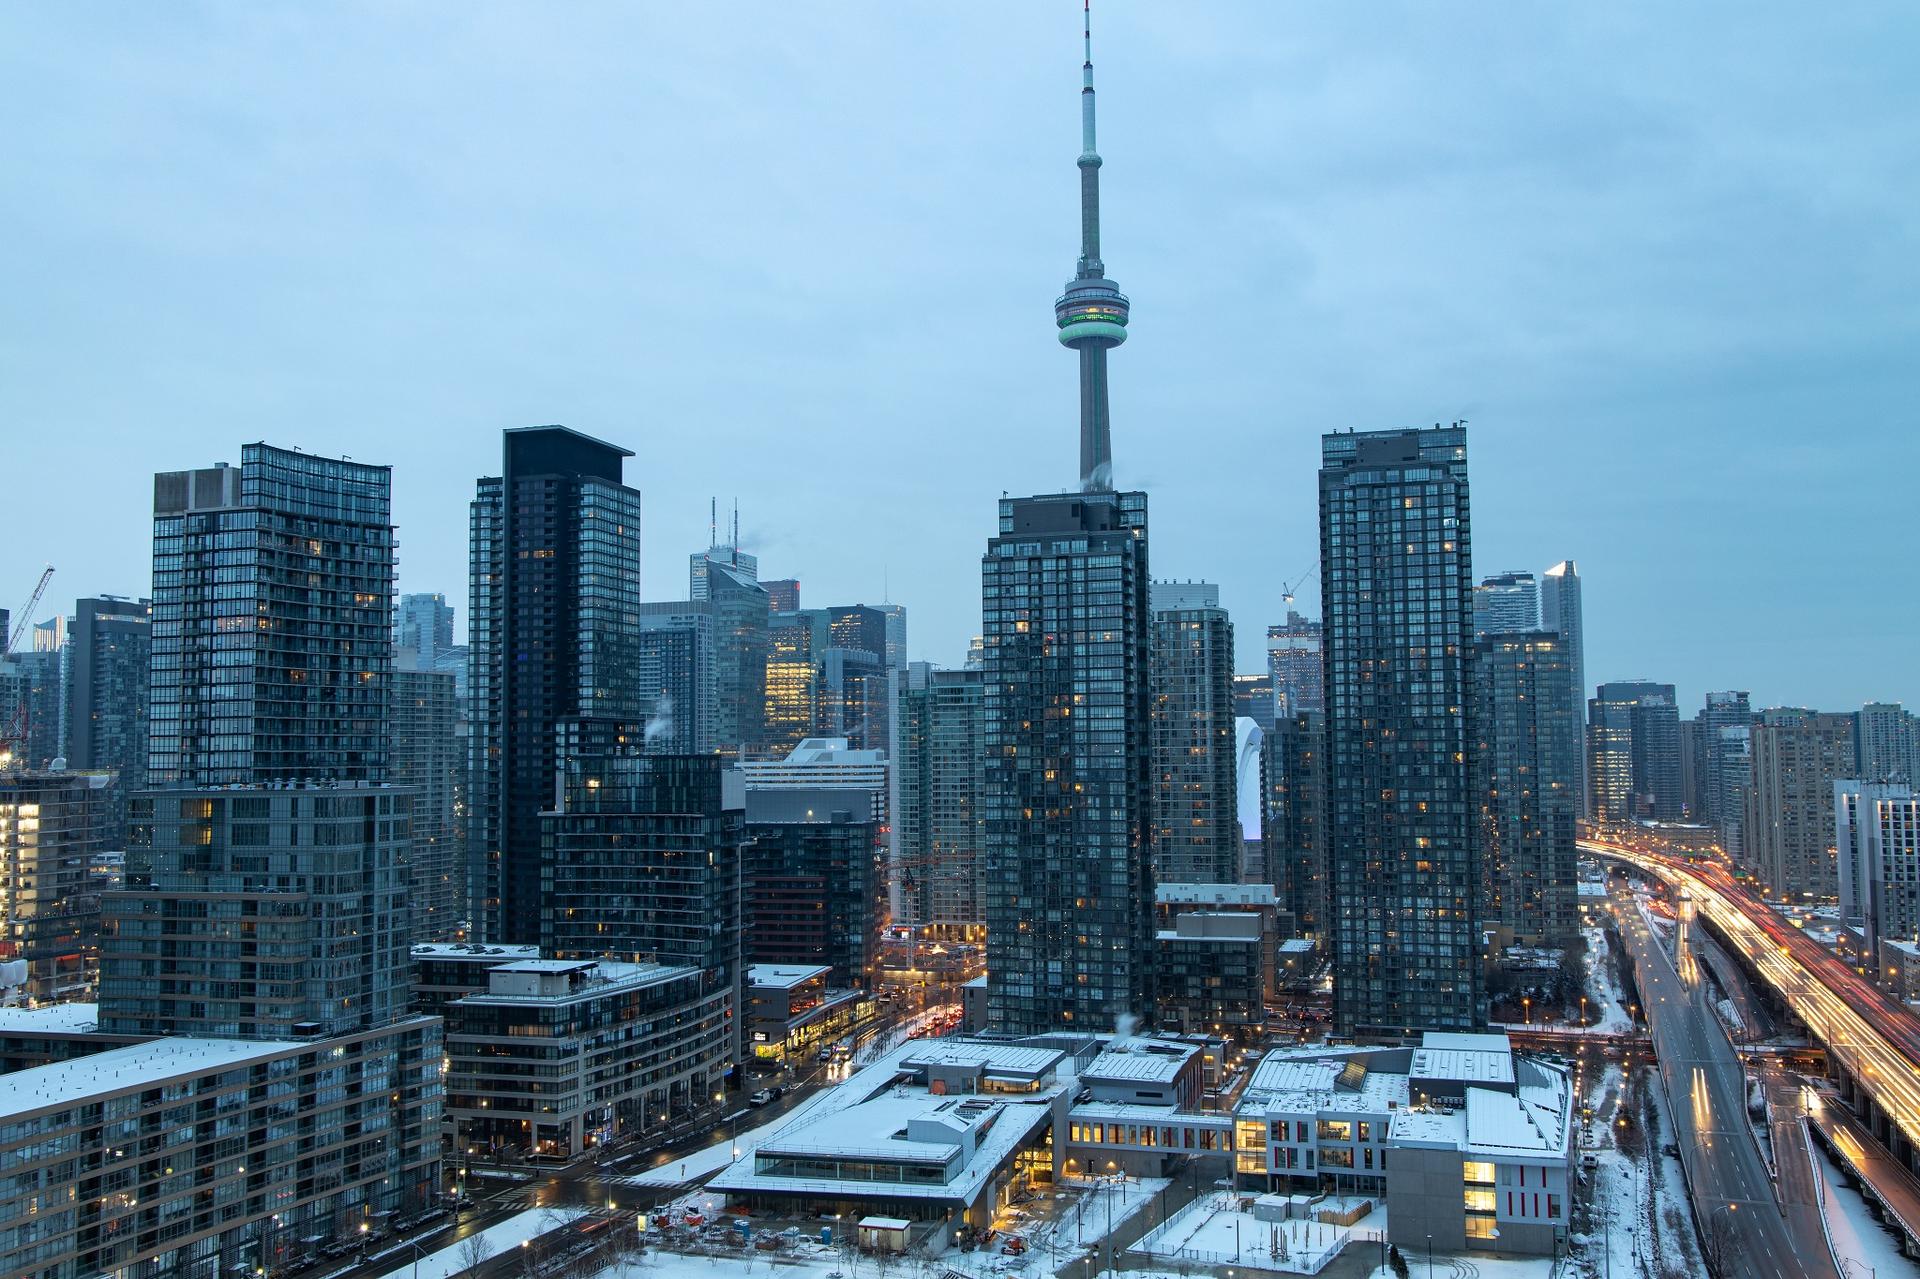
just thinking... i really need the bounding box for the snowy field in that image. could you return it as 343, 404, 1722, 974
1131, 1190, 1353, 1275
365, 1207, 585, 1279
1581, 925, 1635, 1035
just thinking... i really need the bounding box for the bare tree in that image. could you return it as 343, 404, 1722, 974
457, 1231, 494, 1278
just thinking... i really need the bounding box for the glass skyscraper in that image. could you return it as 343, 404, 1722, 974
982, 490, 1154, 1033
1148, 581, 1239, 884
1474, 631, 1579, 947
1320, 425, 1482, 1035
892, 663, 987, 926
468, 426, 644, 943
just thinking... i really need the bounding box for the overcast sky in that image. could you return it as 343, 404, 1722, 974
3, 3, 1915, 712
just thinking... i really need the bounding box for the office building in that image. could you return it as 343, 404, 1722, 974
1748, 708, 1856, 900
764, 578, 802, 612
1539, 561, 1585, 818
392, 667, 462, 940
879, 602, 909, 670
469, 426, 645, 943
1858, 702, 1920, 785
1587, 681, 1683, 823
892, 664, 987, 927
819, 644, 889, 754
1266, 610, 1324, 716
62, 596, 151, 847
1320, 424, 1481, 1035
1472, 571, 1539, 638
1836, 781, 1920, 967
708, 558, 771, 756
0, 770, 108, 1001
442, 958, 731, 1162
690, 541, 758, 601
745, 786, 885, 988
1474, 632, 1579, 948
765, 609, 824, 752
1149, 581, 1239, 884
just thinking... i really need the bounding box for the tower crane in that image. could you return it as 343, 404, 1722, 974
0, 564, 56, 768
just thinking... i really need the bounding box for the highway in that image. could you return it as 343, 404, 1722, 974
1805, 1084, 1920, 1246
1586, 841, 1920, 1157
1609, 878, 1836, 1279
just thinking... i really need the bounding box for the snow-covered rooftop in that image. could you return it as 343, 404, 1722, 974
411, 942, 540, 960
0, 1001, 102, 1034
748, 964, 832, 990
0, 1036, 297, 1121
1410, 1032, 1516, 1087
1154, 882, 1278, 908
1084, 1039, 1198, 1084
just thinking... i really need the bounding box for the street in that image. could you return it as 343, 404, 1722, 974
1610, 878, 1836, 1279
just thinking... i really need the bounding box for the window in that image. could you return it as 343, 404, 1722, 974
1462, 1160, 1495, 1185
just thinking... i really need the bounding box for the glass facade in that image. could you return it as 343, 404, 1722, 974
468, 427, 644, 944
893, 665, 987, 925
391, 668, 462, 940
1320, 426, 1483, 1034
981, 490, 1154, 1034
744, 791, 884, 987
1473, 632, 1579, 947
1262, 710, 1327, 938
64, 596, 153, 847
1149, 592, 1238, 884
147, 445, 394, 787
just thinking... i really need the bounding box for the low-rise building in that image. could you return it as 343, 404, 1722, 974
442, 957, 729, 1163
746, 963, 874, 1065
710, 1038, 1067, 1235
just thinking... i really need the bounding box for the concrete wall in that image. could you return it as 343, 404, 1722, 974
1385, 1145, 1467, 1253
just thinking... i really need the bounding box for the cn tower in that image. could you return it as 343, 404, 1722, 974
1055, 0, 1129, 493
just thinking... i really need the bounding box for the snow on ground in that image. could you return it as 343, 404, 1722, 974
1582, 926, 1636, 1035
1131, 1191, 1354, 1276
587, 1251, 847, 1279
1815, 1143, 1920, 1279
1714, 996, 1745, 1039
365, 1207, 585, 1279
1046, 1175, 1169, 1253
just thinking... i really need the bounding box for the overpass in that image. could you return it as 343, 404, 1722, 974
1585, 841, 1920, 1166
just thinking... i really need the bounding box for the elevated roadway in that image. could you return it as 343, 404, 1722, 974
1586, 841, 1920, 1161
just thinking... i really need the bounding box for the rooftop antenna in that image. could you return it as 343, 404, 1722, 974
709, 497, 717, 550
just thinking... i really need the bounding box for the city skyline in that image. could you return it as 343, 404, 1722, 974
4, 4, 1917, 711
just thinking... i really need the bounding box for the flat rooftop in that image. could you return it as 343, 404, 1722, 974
0, 1002, 102, 1034
1083, 1038, 1199, 1084
748, 964, 832, 990
0, 1037, 298, 1122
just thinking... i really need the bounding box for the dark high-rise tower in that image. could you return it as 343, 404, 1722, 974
469, 427, 645, 943
1320, 425, 1482, 1035
1056, 0, 1130, 491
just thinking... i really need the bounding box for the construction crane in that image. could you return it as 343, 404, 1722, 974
0, 564, 55, 768
3, 565, 54, 659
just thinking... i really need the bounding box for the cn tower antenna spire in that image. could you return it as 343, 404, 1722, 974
1055, 0, 1129, 492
